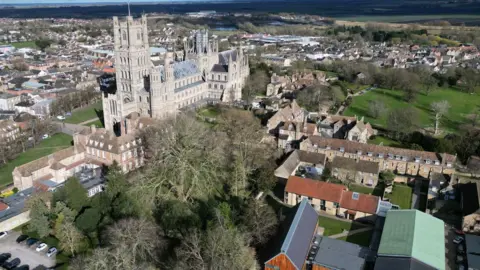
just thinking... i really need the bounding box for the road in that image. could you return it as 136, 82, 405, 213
0, 231, 55, 269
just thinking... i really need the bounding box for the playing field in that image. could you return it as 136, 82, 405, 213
64, 102, 103, 124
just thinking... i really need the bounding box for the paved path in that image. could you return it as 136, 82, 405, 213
329, 226, 373, 239
77, 117, 100, 126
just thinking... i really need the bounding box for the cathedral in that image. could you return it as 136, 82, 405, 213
102, 15, 249, 134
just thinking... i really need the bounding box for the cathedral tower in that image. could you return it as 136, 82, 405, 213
103, 15, 150, 135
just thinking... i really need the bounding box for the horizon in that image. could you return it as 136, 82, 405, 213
1, 0, 215, 4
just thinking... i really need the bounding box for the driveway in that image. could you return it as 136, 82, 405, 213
0, 231, 55, 269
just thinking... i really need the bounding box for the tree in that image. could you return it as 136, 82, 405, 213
26, 192, 53, 238
11, 58, 28, 71
57, 220, 84, 256
64, 177, 88, 212
242, 199, 278, 246
461, 68, 480, 93
416, 66, 438, 95
379, 170, 395, 185
387, 107, 419, 139
242, 70, 269, 103
431, 100, 450, 135
368, 99, 386, 119
35, 39, 52, 51
76, 208, 102, 233
296, 84, 333, 112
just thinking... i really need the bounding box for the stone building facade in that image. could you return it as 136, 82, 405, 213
300, 136, 456, 178
103, 15, 249, 134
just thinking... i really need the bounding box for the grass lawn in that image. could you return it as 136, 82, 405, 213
197, 105, 221, 118
0, 41, 37, 49
318, 216, 366, 236
64, 102, 102, 124
338, 230, 373, 247
336, 14, 480, 23
0, 133, 72, 188
83, 119, 104, 128
368, 135, 404, 148
348, 183, 374, 195
384, 184, 413, 209
344, 88, 480, 133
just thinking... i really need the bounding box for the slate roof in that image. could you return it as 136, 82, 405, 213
211, 64, 228, 73
313, 235, 369, 270
332, 156, 380, 174
219, 49, 237, 65
279, 198, 318, 270
305, 136, 456, 164
378, 210, 445, 270
275, 150, 326, 179
465, 234, 480, 270
173, 60, 200, 80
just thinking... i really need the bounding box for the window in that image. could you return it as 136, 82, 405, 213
211, 74, 214, 80
224, 75, 227, 80
218, 75, 220, 80
214, 84, 217, 89
122, 31, 127, 40
220, 85, 224, 90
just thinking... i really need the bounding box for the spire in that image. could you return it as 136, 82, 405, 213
128, 0, 131, 17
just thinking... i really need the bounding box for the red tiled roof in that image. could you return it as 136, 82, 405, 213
65, 159, 86, 170
0, 202, 9, 211
340, 190, 379, 214
286, 176, 346, 203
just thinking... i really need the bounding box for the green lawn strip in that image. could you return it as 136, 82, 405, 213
64, 102, 102, 124
0, 133, 72, 188
0, 41, 37, 49
368, 135, 404, 148
348, 183, 374, 195
338, 230, 373, 247
344, 88, 480, 133
198, 106, 221, 118
318, 216, 366, 236
384, 184, 413, 209
83, 119, 104, 128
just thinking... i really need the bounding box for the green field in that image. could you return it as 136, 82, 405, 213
348, 183, 374, 195
344, 88, 480, 133
384, 184, 413, 209
64, 102, 102, 124
337, 14, 480, 23
0, 41, 37, 49
83, 119, 104, 128
338, 230, 373, 247
0, 133, 72, 188
197, 106, 221, 118
318, 216, 366, 236
368, 135, 404, 148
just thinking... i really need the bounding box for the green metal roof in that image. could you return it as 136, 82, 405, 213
378, 210, 445, 270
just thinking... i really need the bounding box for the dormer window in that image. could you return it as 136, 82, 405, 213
367, 152, 373, 157
415, 157, 421, 163
313, 144, 318, 148
402, 156, 408, 161
120, 145, 124, 151
340, 147, 345, 153
434, 160, 440, 165
395, 155, 401, 160
378, 153, 384, 158
425, 159, 432, 165
447, 162, 452, 168
100, 143, 104, 148
326, 146, 331, 150
108, 144, 112, 150
357, 150, 362, 155
387, 153, 394, 159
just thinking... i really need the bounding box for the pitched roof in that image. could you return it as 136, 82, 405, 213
340, 190, 379, 214
15, 146, 76, 177
305, 136, 456, 164
374, 256, 436, 270
0, 202, 8, 211
280, 198, 318, 270
313, 236, 368, 270
275, 150, 326, 179
332, 156, 380, 174
378, 210, 445, 270
286, 176, 346, 203
465, 234, 480, 269
211, 64, 228, 73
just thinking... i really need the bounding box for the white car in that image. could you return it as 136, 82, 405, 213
0, 231, 7, 239
56, 115, 66, 120
46, 247, 57, 257
42, 134, 49, 139
36, 243, 48, 252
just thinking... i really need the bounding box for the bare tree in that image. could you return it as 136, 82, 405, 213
431, 100, 450, 135
416, 66, 438, 95
243, 199, 278, 246
57, 220, 84, 256
368, 99, 386, 119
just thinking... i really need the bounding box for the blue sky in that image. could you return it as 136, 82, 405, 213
1, 0, 186, 4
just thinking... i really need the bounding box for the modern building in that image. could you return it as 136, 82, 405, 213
102, 15, 249, 135
264, 198, 369, 270
375, 210, 445, 270
301, 136, 456, 178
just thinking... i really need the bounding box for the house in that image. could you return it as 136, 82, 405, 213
460, 181, 480, 233
266, 73, 291, 96
331, 156, 380, 187
277, 121, 316, 149
285, 176, 380, 221
0, 187, 34, 232
267, 100, 307, 133
274, 150, 326, 181
264, 198, 368, 270
0, 92, 21, 111
300, 136, 456, 178
317, 115, 375, 144
428, 172, 447, 200
0, 120, 20, 142
375, 210, 445, 270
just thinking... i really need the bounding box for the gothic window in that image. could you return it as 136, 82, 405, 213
137, 32, 141, 40
147, 96, 150, 103
211, 74, 214, 80
220, 85, 224, 90
224, 75, 227, 80
214, 84, 217, 89
217, 75, 220, 80
122, 31, 127, 40
139, 96, 142, 102
208, 84, 211, 89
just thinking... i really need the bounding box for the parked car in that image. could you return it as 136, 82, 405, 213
454, 236, 464, 244
46, 247, 57, 257
457, 244, 465, 254
36, 243, 47, 252
3, 258, 21, 270
0, 231, 7, 239
56, 115, 65, 120
65, 112, 72, 116
12, 265, 29, 270
16, 235, 28, 243
42, 134, 49, 139
0, 253, 11, 264
25, 238, 38, 246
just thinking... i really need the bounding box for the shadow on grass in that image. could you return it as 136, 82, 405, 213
94, 109, 104, 127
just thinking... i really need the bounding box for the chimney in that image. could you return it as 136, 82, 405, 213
90, 124, 96, 134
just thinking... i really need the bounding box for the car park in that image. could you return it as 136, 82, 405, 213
0, 253, 11, 264
3, 258, 21, 270
46, 247, 57, 258
25, 238, 38, 247
35, 243, 47, 252
0, 231, 7, 239
15, 235, 28, 244
454, 236, 464, 244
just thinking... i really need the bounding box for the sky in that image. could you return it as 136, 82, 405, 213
0, 0, 195, 4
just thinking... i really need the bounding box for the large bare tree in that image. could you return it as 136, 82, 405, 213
57, 220, 84, 256
431, 100, 450, 135
242, 199, 278, 246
